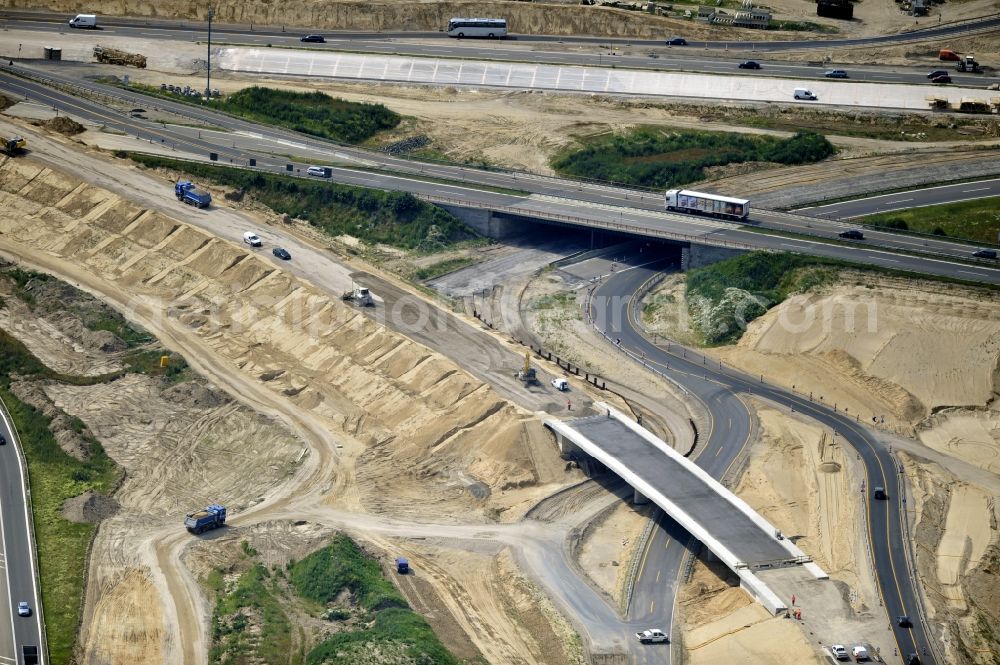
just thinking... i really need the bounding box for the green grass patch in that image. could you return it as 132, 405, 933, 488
130, 155, 479, 251
307, 606, 459, 665
209, 564, 293, 665
289, 535, 406, 612
287, 536, 461, 665
412, 256, 477, 281
857, 196, 1000, 244
0, 330, 121, 664
220, 87, 400, 144
102, 81, 399, 145
122, 349, 191, 383
552, 128, 835, 189
686, 252, 841, 344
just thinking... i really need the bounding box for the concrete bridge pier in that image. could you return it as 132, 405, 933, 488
632, 488, 650, 505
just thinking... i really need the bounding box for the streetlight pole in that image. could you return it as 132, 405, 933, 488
205, 6, 214, 98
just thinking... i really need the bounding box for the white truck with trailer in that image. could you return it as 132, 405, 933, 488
664, 189, 750, 221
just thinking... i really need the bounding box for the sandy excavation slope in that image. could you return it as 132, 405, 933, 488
0, 152, 577, 663
714, 274, 1000, 432
905, 455, 1000, 665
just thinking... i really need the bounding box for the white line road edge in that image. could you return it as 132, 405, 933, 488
0, 403, 45, 664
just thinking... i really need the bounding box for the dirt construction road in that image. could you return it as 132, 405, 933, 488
0, 119, 636, 663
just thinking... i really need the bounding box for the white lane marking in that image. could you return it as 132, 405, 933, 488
959, 270, 986, 276
883, 198, 913, 205
962, 187, 989, 193
798, 178, 1000, 210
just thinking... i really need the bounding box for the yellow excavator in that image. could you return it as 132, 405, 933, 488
515, 350, 539, 386
2, 135, 25, 156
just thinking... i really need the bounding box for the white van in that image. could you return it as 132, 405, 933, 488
243, 231, 262, 247
794, 87, 817, 100
306, 165, 331, 178
551, 378, 569, 391
68, 14, 98, 29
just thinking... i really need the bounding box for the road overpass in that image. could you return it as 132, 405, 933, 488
545, 402, 828, 615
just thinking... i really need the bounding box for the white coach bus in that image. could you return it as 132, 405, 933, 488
447, 17, 508, 39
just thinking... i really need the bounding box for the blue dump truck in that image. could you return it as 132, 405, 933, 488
395, 557, 409, 574
175, 181, 212, 208
185, 504, 227, 534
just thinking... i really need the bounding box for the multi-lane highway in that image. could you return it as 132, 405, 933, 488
601, 259, 934, 664
2, 11, 998, 89
2, 9, 1000, 54
1, 64, 998, 287
0, 401, 45, 665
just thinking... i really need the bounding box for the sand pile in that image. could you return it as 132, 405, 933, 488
678, 556, 823, 665
41, 116, 86, 135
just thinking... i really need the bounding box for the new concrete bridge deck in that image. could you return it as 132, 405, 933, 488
545, 403, 827, 613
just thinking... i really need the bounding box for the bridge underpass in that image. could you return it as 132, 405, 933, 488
545, 403, 828, 614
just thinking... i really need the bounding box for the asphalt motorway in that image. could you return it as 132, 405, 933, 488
3, 65, 1000, 285
602, 259, 933, 664
2, 13, 998, 88
798, 177, 1000, 219
2, 9, 1000, 54
0, 402, 45, 665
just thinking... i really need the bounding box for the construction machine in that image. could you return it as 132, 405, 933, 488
515, 351, 539, 386
342, 286, 374, 307
93, 45, 147, 68
2, 135, 25, 156
956, 55, 983, 73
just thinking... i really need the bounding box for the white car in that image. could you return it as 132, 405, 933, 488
551, 378, 569, 391
17, 601, 31, 617
852, 645, 869, 661
243, 232, 262, 247
635, 628, 668, 644
830, 644, 849, 661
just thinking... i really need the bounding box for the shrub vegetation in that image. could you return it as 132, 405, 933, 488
552, 128, 835, 188
685, 252, 840, 344
221, 87, 401, 143
131, 155, 478, 251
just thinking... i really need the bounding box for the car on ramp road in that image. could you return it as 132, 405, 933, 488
665, 37, 687, 45
738, 60, 761, 69
635, 629, 669, 644
300, 35, 326, 43
838, 229, 865, 240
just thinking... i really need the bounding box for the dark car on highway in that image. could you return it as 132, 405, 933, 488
897, 615, 912, 627
666, 37, 687, 45
927, 69, 948, 79
824, 69, 849, 78
272, 247, 292, 260
838, 229, 864, 240
0, 433, 6, 445
973, 249, 998, 259
738, 61, 761, 69
931, 74, 952, 84
300, 34, 326, 43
